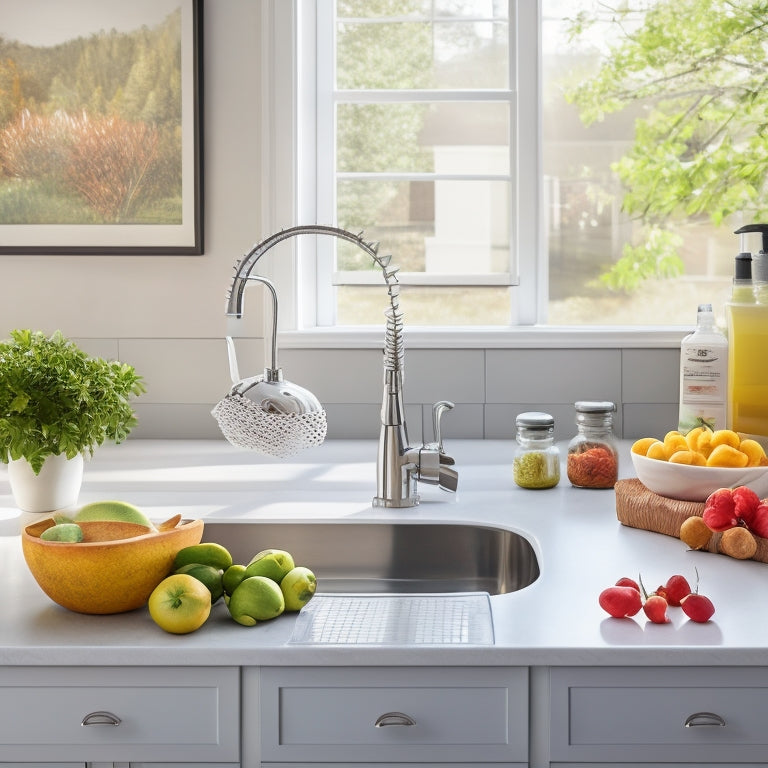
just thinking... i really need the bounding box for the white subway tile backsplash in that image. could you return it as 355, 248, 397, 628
622, 348, 680, 402
486, 349, 622, 404
119, 338, 263, 403
95, 339, 678, 441
405, 349, 485, 402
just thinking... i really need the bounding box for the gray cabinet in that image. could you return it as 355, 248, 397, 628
0, 667, 239, 766
550, 666, 768, 766
254, 666, 528, 766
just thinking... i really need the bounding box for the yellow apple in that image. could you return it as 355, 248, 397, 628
280, 566, 317, 611
148, 574, 211, 634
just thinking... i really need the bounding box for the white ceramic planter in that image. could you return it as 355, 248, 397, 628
7, 452, 84, 513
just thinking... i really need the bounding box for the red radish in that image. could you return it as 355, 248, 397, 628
615, 577, 640, 592
681, 593, 715, 623
643, 594, 670, 624
661, 574, 691, 607
599, 586, 643, 618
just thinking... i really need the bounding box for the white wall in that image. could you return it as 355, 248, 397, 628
0, 1, 680, 444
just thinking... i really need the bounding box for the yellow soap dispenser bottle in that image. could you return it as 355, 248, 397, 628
727, 225, 768, 440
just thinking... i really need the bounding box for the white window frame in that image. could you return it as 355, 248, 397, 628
258, 0, 683, 350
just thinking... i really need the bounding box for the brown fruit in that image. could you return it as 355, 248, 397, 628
719, 526, 757, 560
679, 516, 712, 550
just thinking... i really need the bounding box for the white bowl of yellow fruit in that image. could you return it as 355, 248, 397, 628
630, 428, 768, 502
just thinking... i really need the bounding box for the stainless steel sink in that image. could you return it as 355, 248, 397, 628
202, 522, 539, 595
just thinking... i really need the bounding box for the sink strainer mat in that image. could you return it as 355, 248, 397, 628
288, 593, 494, 646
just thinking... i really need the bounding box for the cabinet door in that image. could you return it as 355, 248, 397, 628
258, 666, 528, 764
0, 667, 239, 764
551, 666, 768, 764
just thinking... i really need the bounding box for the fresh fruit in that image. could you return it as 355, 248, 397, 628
702, 486, 768, 542
631, 437, 659, 456
173, 542, 233, 572
598, 586, 643, 618
679, 516, 712, 550
222, 564, 248, 596
74, 500, 153, 529
709, 429, 741, 449
739, 439, 768, 467
663, 431, 689, 456
749, 502, 768, 539
681, 593, 715, 623
719, 527, 757, 560
615, 576, 640, 591
280, 566, 317, 611
657, 574, 691, 607
669, 450, 706, 466
175, 563, 225, 603
702, 488, 739, 531
244, 549, 295, 583
633, 428, 766, 466
148, 574, 212, 634
228, 575, 286, 626
732, 485, 761, 523
40, 522, 84, 542
706, 443, 749, 468
643, 594, 670, 624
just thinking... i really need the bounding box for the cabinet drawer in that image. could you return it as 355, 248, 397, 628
0, 666, 239, 763
259, 666, 527, 764
551, 666, 768, 764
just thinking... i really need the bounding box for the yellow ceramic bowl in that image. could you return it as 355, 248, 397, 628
22, 518, 204, 614
631, 452, 768, 502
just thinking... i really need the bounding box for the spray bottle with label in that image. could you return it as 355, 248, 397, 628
678, 304, 728, 433
727, 224, 768, 439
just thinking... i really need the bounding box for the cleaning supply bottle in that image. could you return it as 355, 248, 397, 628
678, 304, 728, 433
727, 226, 768, 439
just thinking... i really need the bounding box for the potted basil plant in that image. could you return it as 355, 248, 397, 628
0, 329, 145, 513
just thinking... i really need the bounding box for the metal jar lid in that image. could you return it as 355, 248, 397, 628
516, 411, 555, 429
574, 401, 616, 414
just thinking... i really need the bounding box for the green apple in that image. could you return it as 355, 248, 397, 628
222, 564, 248, 596
244, 548, 295, 582
174, 563, 225, 604
227, 576, 285, 626
148, 574, 212, 634
280, 566, 317, 611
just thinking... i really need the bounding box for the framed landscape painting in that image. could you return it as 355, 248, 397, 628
0, 0, 202, 254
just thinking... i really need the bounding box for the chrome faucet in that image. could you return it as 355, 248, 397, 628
223, 225, 458, 507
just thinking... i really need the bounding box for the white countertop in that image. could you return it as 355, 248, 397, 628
1, 439, 767, 667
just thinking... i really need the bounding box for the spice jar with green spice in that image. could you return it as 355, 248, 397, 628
513, 412, 560, 489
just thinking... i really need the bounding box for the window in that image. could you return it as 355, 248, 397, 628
262, 1, 763, 332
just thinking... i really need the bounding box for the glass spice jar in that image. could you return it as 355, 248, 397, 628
567, 401, 619, 489
513, 412, 560, 489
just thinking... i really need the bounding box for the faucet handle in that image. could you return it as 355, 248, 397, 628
431, 400, 454, 452
415, 401, 458, 493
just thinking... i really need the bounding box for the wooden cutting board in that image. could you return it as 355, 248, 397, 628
614, 478, 768, 563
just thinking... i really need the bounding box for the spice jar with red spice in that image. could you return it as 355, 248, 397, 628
567, 401, 619, 489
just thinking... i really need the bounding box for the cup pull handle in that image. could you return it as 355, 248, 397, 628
684, 711, 726, 728
374, 711, 416, 728
81, 711, 122, 727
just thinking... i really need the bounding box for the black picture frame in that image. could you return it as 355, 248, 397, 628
0, 0, 203, 254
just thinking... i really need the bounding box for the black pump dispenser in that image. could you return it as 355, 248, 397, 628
735, 224, 768, 285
